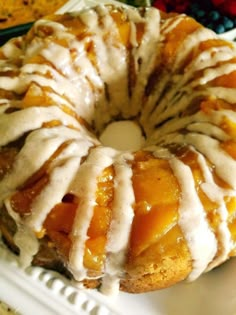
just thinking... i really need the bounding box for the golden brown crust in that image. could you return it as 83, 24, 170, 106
0, 205, 191, 293
122, 225, 192, 293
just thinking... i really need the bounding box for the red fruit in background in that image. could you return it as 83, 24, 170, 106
174, 1, 190, 13
210, 0, 236, 16
152, 0, 190, 13
152, 0, 236, 17
152, 0, 167, 11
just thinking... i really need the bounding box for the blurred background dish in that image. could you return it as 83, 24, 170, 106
0, 0, 67, 29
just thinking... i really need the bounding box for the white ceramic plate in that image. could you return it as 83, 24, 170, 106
1, 238, 236, 315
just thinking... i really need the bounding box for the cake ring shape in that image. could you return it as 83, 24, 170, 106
0, 4, 236, 295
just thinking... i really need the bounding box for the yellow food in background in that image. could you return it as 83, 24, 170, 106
0, 0, 67, 29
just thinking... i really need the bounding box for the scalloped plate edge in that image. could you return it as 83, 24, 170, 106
0, 240, 119, 315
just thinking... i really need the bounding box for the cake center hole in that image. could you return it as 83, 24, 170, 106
99, 120, 145, 151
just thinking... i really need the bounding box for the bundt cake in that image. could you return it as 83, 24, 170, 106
0, 3, 236, 295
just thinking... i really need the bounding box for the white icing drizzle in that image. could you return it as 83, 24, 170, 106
192, 62, 236, 86
143, 29, 236, 136
196, 151, 234, 270
186, 46, 235, 73
82, 5, 130, 129
186, 122, 228, 141
185, 134, 236, 189
154, 129, 236, 190
0, 103, 10, 113
0, 106, 81, 146
4, 199, 39, 268
68, 147, 117, 280
0, 126, 95, 204
169, 157, 217, 281
1, 38, 23, 60
161, 14, 185, 36
207, 87, 236, 104
12, 223, 39, 268
101, 153, 135, 295
34, 19, 68, 37
173, 27, 217, 71
129, 8, 160, 117
25, 140, 91, 231
39, 44, 97, 122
